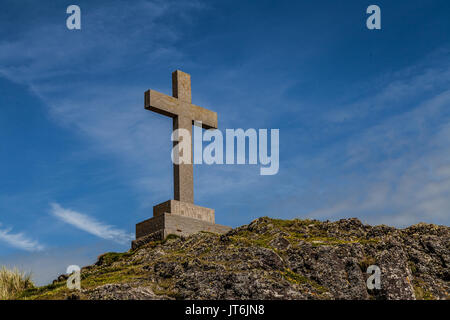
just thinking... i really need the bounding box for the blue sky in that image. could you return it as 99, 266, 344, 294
0, 0, 449, 285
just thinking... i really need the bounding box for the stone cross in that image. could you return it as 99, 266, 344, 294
144, 70, 218, 203
133, 70, 231, 245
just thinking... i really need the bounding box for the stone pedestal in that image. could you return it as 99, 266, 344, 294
133, 200, 231, 248
153, 200, 215, 223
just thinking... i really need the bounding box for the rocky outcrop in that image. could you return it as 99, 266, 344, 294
24, 217, 449, 300
86, 284, 172, 300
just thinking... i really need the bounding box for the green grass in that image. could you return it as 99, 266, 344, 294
81, 267, 141, 289
413, 279, 434, 300
408, 261, 418, 275
16, 282, 67, 300
17, 263, 148, 300
414, 285, 434, 300
281, 269, 328, 294
358, 257, 377, 272
164, 234, 181, 241
96, 251, 134, 266
241, 218, 380, 248
229, 230, 274, 249
271, 218, 320, 229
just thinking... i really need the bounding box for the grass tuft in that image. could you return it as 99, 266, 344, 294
0, 266, 34, 300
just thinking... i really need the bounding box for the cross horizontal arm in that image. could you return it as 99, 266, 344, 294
190, 104, 218, 129
145, 89, 218, 129
145, 89, 180, 118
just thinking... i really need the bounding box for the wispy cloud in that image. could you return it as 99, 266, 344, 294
50, 203, 134, 244
0, 224, 44, 252
0, 0, 448, 235
0, 0, 202, 84
0, 0, 205, 208
324, 49, 450, 125
301, 60, 450, 227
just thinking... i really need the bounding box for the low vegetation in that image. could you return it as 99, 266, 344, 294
5, 217, 449, 300
0, 266, 34, 300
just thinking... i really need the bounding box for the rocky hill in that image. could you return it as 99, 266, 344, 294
17, 217, 449, 300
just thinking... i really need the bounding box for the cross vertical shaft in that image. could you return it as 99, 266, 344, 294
173, 114, 193, 203
172, 71, 193, 203
144, 70, 218, 205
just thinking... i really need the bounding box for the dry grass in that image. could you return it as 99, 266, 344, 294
0, 266, 34, 300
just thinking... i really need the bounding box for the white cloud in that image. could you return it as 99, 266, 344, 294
0, 0, 204, 209
0, 224, 44, 252
0, 1, 448, 231
0, 0, 202, 84
302, 66, 450, 227
324, 50, 450, 124
50, 203, 134, 244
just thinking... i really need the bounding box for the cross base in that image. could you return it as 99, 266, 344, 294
133, 200, 231, 248
153, 200, 215, 224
